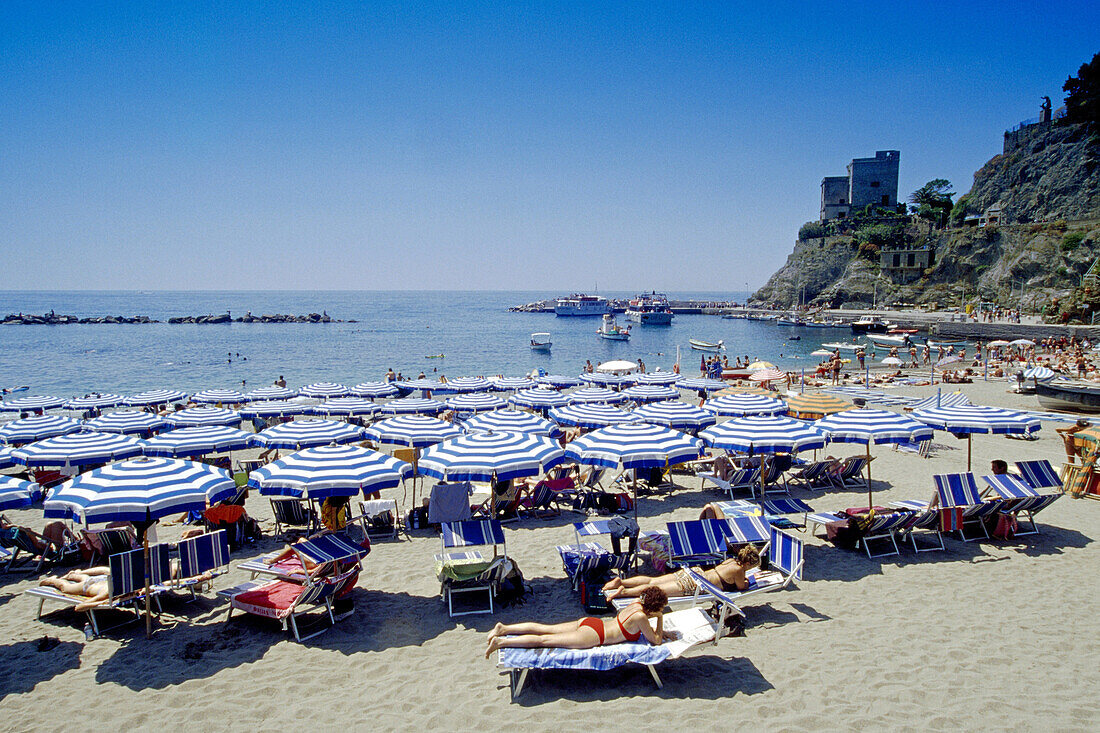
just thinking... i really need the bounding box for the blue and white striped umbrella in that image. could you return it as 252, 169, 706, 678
249, 444, 412, 499
142, 426, 255, 457
163, 406, 243, 428
634, 371, 682, 385
12, 431, 148, 467
565, 423, 703, 469
394, 378, 451, 394
0, 415, 83, 445
350, 381, 401, 398
247, 386, 297, 401
508, 388, 569, 410
535, 375, 583, 388
621, 385, 681, 403
253, 419, 365, 450
462, 409, 562, 438
814, 409, 933, 445
1023, 366, 1056, 381
191, 389, 251, 405
446, 376, 494, 393
703, 393, 788, 417
63, 394, 126, 410
124, 389, 188, 407
0, 446, 14, 469
364, 415, 462, 448
631, 401, 716, 431
906, 391, 972, 411
568, 387, 627, 405
419, 432, 565, 482
490, 376, 537, 391
548, 404, 635, 429
445, 393, 507, 414
44, 457, 236, 524
238, 400, 310, 418
580, 373, 633, 387
676, 377, 728, 393
0, 395, 65, 412
0, 475, 39, 510
311, 398, 380, 417
298, 382, 350, 399
380, 397, 447, 415
911, 405, 1041, 435
83, 410, 166, 436
700, 415, 828, 454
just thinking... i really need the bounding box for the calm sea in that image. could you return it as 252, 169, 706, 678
0, 291, 841, 396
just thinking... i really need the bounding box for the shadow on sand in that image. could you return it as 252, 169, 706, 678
0, 638, 83, 700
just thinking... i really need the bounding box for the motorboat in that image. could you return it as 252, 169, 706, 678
555, 294, 609, 317
530, 333, 552, 351
689, 338, 724, 351
776, 318, 804, 326
869, 334, 912, 347
822, 342, 866, 351
625, 292, 674, 325
1035, 380, 1100, 413
850, 317, 895, 334
598, 314, 631, 340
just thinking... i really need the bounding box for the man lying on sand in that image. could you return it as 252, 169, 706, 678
603, 545, 760, 600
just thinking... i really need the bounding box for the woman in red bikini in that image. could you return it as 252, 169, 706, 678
485, 586, 669, 659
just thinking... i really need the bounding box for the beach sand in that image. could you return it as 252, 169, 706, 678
3, 378, 1100, 732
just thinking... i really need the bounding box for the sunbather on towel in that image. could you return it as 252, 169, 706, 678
603, 545, 761, 600
485, 586, 670, 658
38, 568, 110, 611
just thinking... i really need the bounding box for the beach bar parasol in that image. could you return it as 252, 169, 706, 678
246, 386, 297, 401
350, 381, 401, 399
191, 389, 251, 405
631, 401, 716, 431
63, 394, 126, 411
0, 395, 65, 413
462, 410, 562, 438
418, 432, 565, 483
508, 388, 569, 410
568, 387, 627, 405
379, 397, 448, 416
124, 390, 188, 407
83, 410, 165, 437
310, 398, 380, 418
0, 475, 39, 510
700, 415, 828, 455
163, 406, 243, 428
548, 404, 635, 429
444, 393, 507, 415
298, 382, 350, 399
621, 385, 681, 403
785, 392, 851, 420
703, 393, 788, 417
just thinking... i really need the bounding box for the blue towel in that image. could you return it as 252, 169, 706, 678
498, 641, 672, 671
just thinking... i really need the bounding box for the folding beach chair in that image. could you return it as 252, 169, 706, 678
81, 527, 137, 566
855, 512, 915, 558
1014, 459, 1063, 493
557, 519, 636, 591
428, 482, 473, 526
269, 498, 318, 541
238, 532, 369, 582
666, 516, 769, 566
166, 530, 230, 599
830, 456, 869, 491
893, 505, 945, 553
1, 525, 51, 572
759, 454, 792, 496
519, 477, 574, 518
981, 474, 1061, 536
357, 499, 400, 541
225, 567, 359, 642
698, 466, 760, 500
933, 472, 1001, 542
787, 460, 835, 491
438, 519, 507, 617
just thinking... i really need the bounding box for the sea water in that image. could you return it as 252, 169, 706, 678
0, 291, 838, 396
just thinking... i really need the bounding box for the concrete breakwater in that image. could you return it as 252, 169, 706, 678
509, 299, 740, 314
2, 311, 351, 325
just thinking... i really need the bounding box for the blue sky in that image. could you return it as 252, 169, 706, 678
1, 2, 1096, 292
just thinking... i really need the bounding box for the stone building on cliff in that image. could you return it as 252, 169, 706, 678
820, 150, 900, 221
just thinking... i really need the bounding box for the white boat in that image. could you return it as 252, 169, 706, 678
530, 333, 552, 351
625, 292, 674, 325
689, 338, 724, 351
869, 334, 912, 347
555, 294, 609, 317
822, 342, 866, 351
598, 314, 631, 340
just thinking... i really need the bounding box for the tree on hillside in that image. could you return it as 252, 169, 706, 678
1064, 51, 1100, 131
909, 179, 954, 227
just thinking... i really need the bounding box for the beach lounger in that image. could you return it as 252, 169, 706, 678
496, 607, 720, 700
698, 466, 760, 499
933, 472, 1002, 542
557, 519, 635, 591
356, 499, 400, 541
81, 527, 137, 566
438, 519, 507, 617
711, 498, 811, 530
238, 532, 369, 582
1014, 459, 1063, 493
786, 460, 835, 491
1, 525, 53, 572
162, 530, 230, 599
666, 516, 770, 566
894, 506, 946, 552
224, 567, 359, 642
980, 474, 1061, 536
270, 498, 318, 540
518, 477, 574, 518
854, 511, 915, 558
830, 456, 869, 491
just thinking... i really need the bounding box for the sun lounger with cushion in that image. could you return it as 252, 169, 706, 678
438, 519, 507, 617
786, 460, 835, 491
698, 466, 759, 499
163, 530, 230, 599
224, 568, 359, 641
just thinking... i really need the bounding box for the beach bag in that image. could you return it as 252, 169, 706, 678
613, 493, 634, 513
990, 512, 1018, 540
494, 558, 529, 608
406, 506, 428, 531
579, 568, 613, 613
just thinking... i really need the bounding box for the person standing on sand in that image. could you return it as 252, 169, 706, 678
1056, 419, 1091, 464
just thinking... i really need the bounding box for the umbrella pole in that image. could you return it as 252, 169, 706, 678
866, 445, 873, 511
967, 435, 972, 472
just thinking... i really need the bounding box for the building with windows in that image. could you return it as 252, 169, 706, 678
879, 244, 933, 283
820, 150, 900, 221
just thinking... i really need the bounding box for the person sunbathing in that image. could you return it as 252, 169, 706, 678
485, 585, 671, 658
38, 568, 110, 611
603, 545, 761, 600
0, 516, 79, 555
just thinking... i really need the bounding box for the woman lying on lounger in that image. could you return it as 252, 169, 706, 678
485, 586, 671, 658
38, 568, 110, 611
603, 544, 761, 601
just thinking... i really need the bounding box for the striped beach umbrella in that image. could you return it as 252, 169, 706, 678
12, 432, 147, 467
508, 388, 569, 410
142, 426, 254, 458
446, 376, 494, 393
419, 432, 565, 482
394, 378, 451, 394
700, 415, 827, 454
239, 401, 310, 418
548, 404, 636, 429
911, 404, 1041, 470
749, 368, 786, 383
634, 371, 682, 385
350, 381, 401, 398
364, 415, 462, 448
580, 372, 633, 387
0, 475, 39, 510
380, 397, 447, 415
715, 385, 774, 397
565, 423, 703, 470
44, 456, 236, 524
0, 415, 83, 445
83, 410, 165, 436
124, 389, 188, 407
491, 377, 537, 391
311, 398, 380, 417
569, 387, 627, 405
191, 389, 251, 405
298, 382, 350, 399
622, 385, 681, 403
535, 375, 583, 388
163, 406, 243, 428
445, 393, 507, 414
63, 394, 126, 411
0, 446, 14, 469
785, 392, 851, 419
703, 393, 788, 417
253, 419, 365, 450
462, 409, 562, 438
0, 395, 65, 413
249, 444, 412, 499
1023, 366, 1055, 381
247, 386, 297, 401
906, 391, 972, 411
676, 377, 728, 393
631, 401, 716, 431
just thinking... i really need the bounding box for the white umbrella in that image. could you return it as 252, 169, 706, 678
596, 360, 638, 373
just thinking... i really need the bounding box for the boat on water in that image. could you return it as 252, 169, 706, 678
625, 292, 674, 325
869, 334, 912, 347
598, 314, 631, 340
1035, 380, 1100, 413
555, 294, 609, 317
850, 317, 895, 334
822, 342, 866, 351
689, 338, 724, 351
776, 317, 804, 326
803, 319, 846, 328
530, 333, 552, 351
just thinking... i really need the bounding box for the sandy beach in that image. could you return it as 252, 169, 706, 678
3, 377, 1100, 733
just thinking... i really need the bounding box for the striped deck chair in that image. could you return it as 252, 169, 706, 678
666, 516, 770, 566
856, 512, 915, 558
1014, 460, 1063, 493
439, 519, 507, 617
830, 456, 869, 491
238, 532, 368, 582
981, 474, 1061, 536
698, 466, 760, 500
225, 568, 359, 642
787, 460, 835, 491
167, 530, 230, 599
270, 498, 318, 541
893, 506, 945, 552
759, 498, 814, 529
933, 472, 1001, 542
357, 499, 400, 541
1, 525, 52, 572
